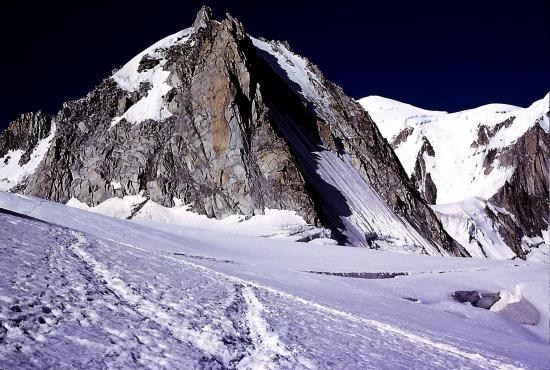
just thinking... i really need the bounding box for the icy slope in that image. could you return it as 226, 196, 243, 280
431, 198, 516, 259
252, 38, 450, 254
1, 191, 548, 368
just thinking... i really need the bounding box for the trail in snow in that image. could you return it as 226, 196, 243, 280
237, 285, 296, 370
115, 238, 522, 369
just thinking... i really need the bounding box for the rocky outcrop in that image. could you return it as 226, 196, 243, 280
1, 8, 464, 255
410, 137, 437, 204
24, 14, 316, 223
391, 126, 414, 148
489, 124, 549, 255
0, 111, 52, 166
471, 117, 515, 149
452, 291, 501, 310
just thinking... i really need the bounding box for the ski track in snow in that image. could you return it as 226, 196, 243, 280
117, 240, 522, 370
0, 210, 536, 369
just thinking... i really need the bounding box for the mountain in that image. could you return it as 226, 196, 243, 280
358, 95, 549, 259
0, 7, 463, 256
1, 7, 549, 368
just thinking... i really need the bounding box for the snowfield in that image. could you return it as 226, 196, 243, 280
0, 191, 548, 369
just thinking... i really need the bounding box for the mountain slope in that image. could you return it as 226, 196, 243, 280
358, 95, 549, 258
0, 8, 462, 256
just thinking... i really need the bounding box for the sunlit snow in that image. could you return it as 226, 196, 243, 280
0, 191, 548, 368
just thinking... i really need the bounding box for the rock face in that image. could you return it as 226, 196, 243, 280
0, 111, 55, 191
410, 137, 437, 204
0, 8, 464, 255
489, 124, 550, 256
0, 112, 52, 165
359, 95, 550, 259
25, 13, 316, 223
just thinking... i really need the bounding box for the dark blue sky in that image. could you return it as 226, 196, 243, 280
1, 0, 548, 130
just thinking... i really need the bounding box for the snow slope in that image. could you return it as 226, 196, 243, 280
1, 191, 548, 368
431, 198, 516, 259
66, 193, 330, 242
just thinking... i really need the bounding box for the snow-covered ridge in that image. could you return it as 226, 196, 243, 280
0, 122, 56, 191
112, 28, 193, 92
110, 28, 194, 127
358, 93, 549, 204
359, 94, 549, 260
252, 37, 331, 117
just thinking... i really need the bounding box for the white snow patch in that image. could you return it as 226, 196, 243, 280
491, 286, 522, 312
112, 28, 193, 92
110, 28, 193, 127
67, 194, 320, 241
0, 122, 56, 191
67, 193, 148, 219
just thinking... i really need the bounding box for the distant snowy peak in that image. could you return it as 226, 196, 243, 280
359, 93, 549, 259
358, 93, 549, 203
358, 96, 447, 138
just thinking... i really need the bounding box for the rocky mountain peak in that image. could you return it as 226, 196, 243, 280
193, 6, 213, 30
0, 9, 466, 257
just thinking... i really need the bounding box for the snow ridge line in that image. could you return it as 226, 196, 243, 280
237, 286, 293, 370
67, 232, 232, 364
105, 238, 523, 370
